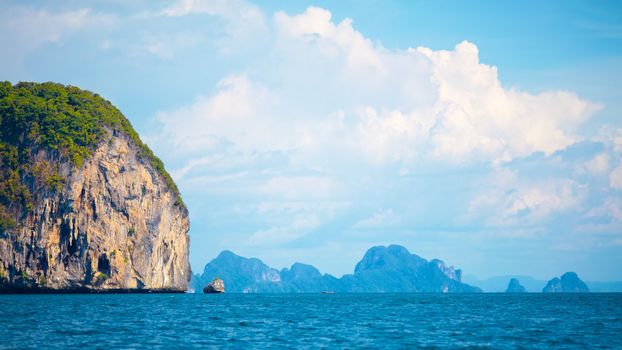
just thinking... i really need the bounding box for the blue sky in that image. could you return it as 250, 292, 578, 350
2, 0, 621, 280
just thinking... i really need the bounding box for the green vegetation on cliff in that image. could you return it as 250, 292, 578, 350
0, 82, 184, 230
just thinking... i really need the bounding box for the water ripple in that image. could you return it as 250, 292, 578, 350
0, 293, 621, 349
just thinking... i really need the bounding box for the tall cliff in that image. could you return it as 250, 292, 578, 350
0, 82, 190, 292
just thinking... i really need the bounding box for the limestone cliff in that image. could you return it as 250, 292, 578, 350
0, 82, 190, 292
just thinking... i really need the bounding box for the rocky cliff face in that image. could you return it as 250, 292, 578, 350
0, 131, 190, 291
0, 82, 190, 292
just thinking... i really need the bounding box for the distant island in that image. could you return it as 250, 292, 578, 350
193, 244, 482, 293
193, 246, 610, 294
543, 272, 590, 293
0, 82, 190, 293
465, 274, 622, 293
505, 278, 527, 293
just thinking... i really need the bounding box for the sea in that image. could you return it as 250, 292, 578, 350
1, 293, 621, 349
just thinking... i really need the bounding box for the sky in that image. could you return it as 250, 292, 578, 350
1, 0, 622, 281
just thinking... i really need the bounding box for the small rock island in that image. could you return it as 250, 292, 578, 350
203, 278, 225, 293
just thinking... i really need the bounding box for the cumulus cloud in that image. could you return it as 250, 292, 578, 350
150, 5, 612, 250
586, 197, 622, 222
156, 6, 599, 170
157, 75, 277, 153
584, 153, 610, 175
161, 0, 268, 53
610, 164, 622, 190
504, 181, 580, 219
417, 42, 600, 160
464, 164, 584, 227
0, 5, 115, 73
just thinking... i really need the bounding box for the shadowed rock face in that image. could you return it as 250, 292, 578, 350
505, 278, 527, 293
354, 245, 424, 273
0, 132, 190, 292
542, 272, 589, 293
281, 263, 322, 281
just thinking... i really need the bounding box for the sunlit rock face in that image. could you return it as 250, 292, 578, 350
0, 131, 190, 292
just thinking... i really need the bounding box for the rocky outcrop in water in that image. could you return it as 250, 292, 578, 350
542, 272, 589, 293
505, 278, 527, 293
203, 278, 225, 293
192, 245, 481, 293
0, 82, 190, 292
343, 245, 479, 293
196, 250, 282, 293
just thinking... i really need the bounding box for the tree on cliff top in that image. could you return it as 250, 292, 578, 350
0, 82, 184, 230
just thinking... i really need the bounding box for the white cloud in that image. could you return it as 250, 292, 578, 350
354, 208, 400, 229
0, 6, 115, 53
610, 164, 622, 190
596, 126, 622, 153
0, 5, 116, 76
248, 201, 349, 246
156, 75, 278, 153
151, 5, 609, 246
504, 180, 579, 219
258, 176, 338, 200
274, 7, 384, 73
586, 197, 622, 222
466, 165, 583, 226
136, 33, 202, 60
161, 0, 268, 53
584, 153, 610, 175
162, 0, 262, 19
156, 6, 599, 170
417, 41, 600, 160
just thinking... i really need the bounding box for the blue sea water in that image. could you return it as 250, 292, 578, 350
1, 293, 621, 349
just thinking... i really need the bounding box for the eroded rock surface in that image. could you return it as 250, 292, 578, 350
0, 132, 190, 292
